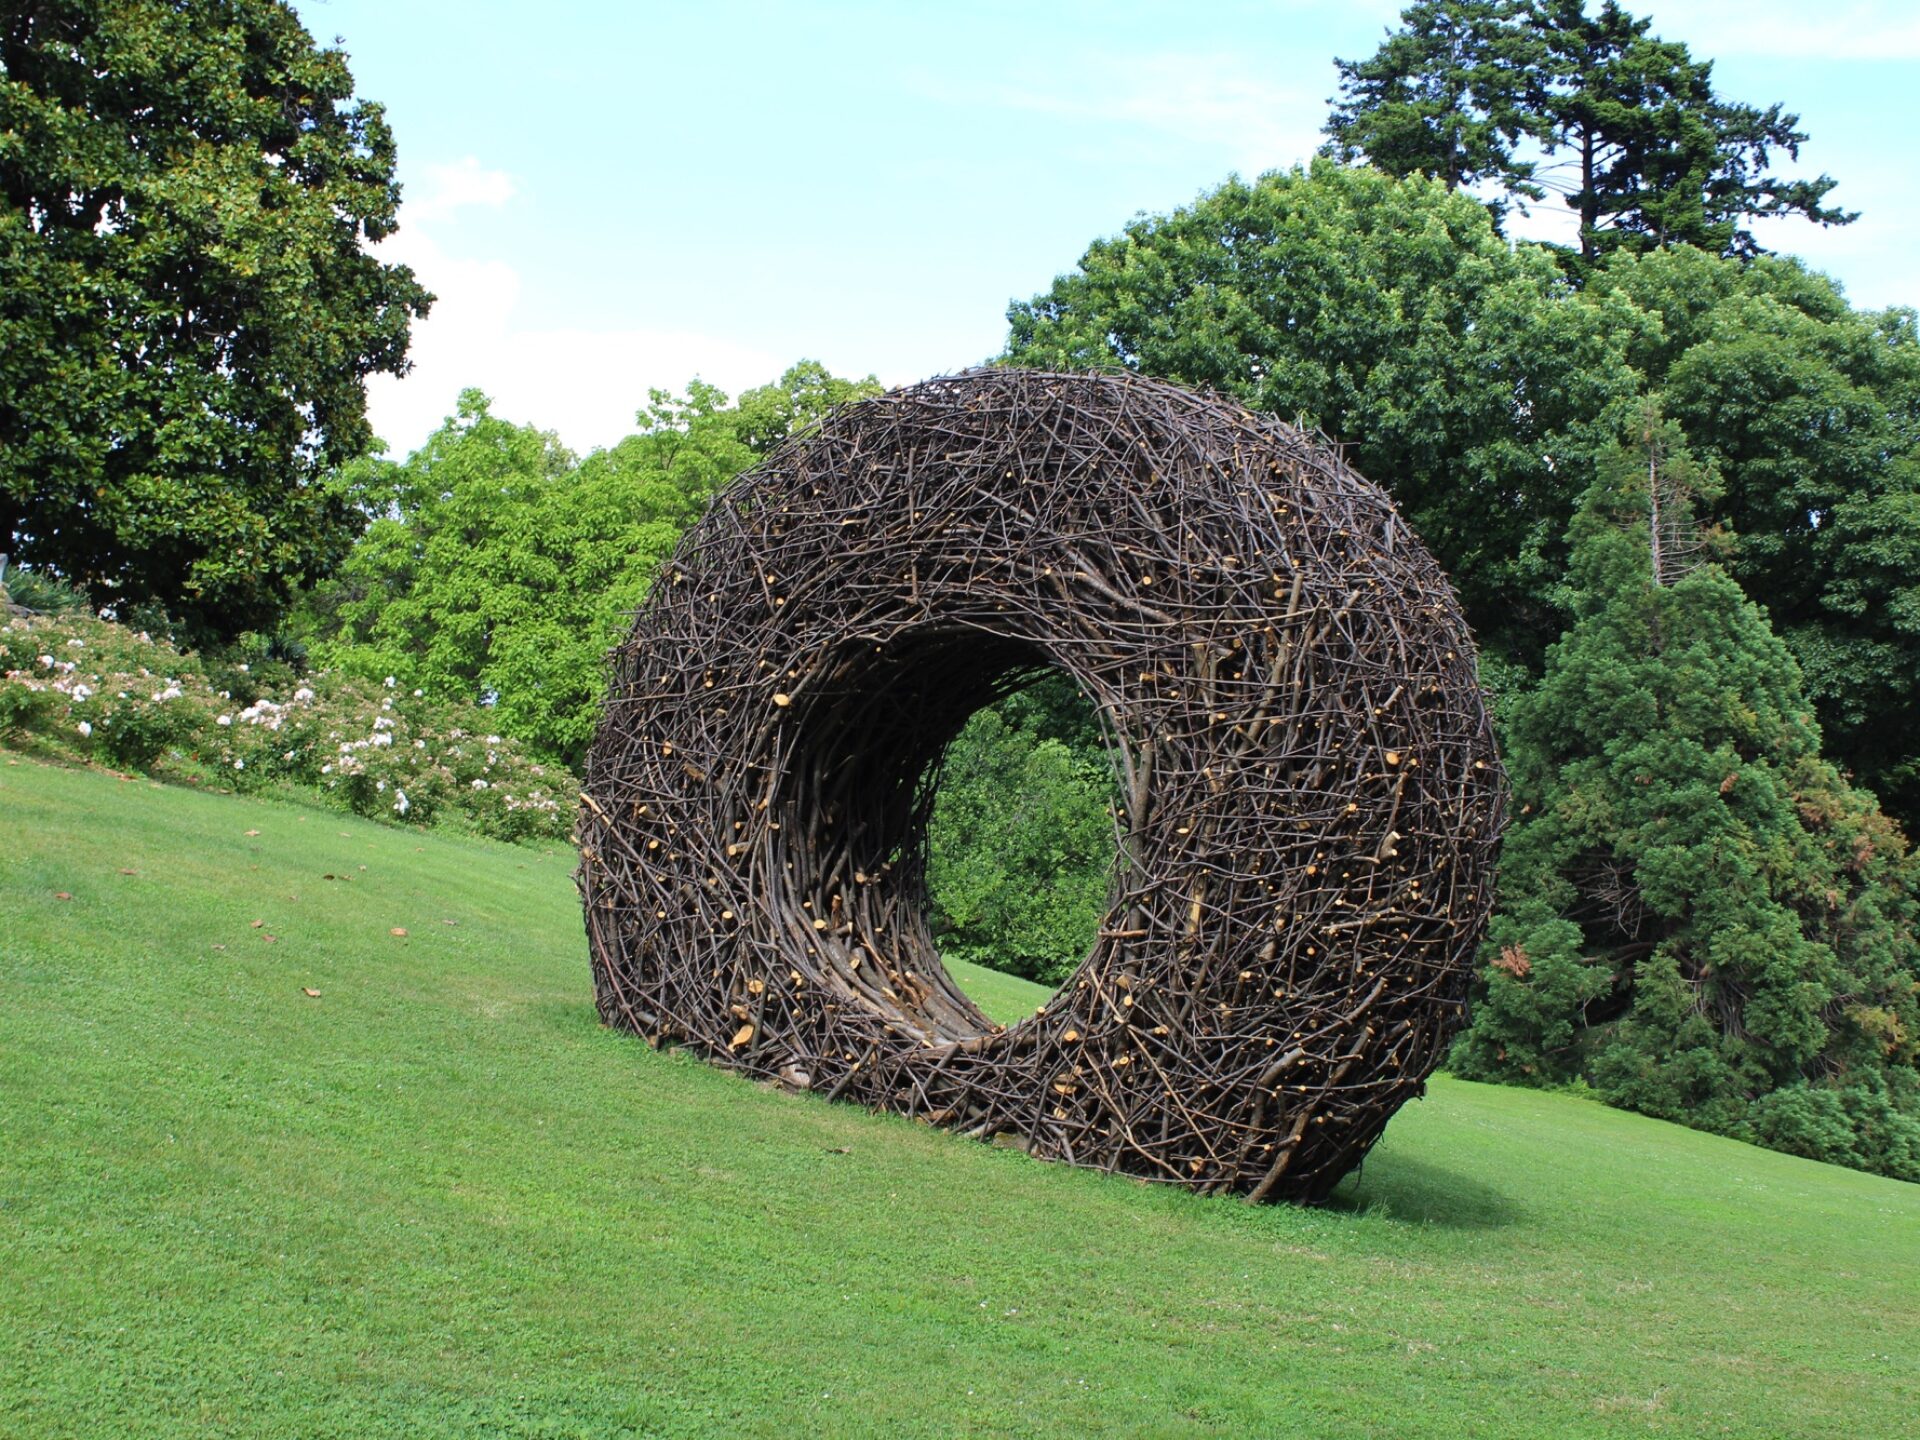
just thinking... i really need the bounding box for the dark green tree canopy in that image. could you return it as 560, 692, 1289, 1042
1324, 0, 1855, 261
0, 0, 432, 641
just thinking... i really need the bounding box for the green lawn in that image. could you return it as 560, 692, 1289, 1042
3, 755, 1916, 1439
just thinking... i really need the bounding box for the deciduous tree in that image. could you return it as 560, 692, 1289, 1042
1590, 246, 1920, 825
0, 0, 431, 640
306, 365, 880, 768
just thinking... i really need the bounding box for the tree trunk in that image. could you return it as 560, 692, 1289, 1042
1580, 126, 1598, 259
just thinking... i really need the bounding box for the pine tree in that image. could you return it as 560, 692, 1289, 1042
1324, 0, 1855, 261
1322, 0, 1543, 220
1453, 417, 1920, 1179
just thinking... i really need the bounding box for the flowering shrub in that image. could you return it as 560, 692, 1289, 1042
1, 612, 577, 844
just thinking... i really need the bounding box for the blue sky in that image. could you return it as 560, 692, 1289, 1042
291, 0, 1920, 456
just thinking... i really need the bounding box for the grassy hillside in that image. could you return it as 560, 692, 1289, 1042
3, 755, 1916, 1439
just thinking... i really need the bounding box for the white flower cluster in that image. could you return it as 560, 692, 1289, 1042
3, 614, 579, 842
327, 707, 407, 776
233, 694, 307, 732
5, 657, 96, 702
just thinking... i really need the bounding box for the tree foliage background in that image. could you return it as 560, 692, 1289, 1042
926, 675, 1116, 986
0, 0, 431, 642
1452, 423, 1920, 1178
301, 364, 880, 770
1004, 162, 1920, 839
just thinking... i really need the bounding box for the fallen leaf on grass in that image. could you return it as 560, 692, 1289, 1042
262, 934, 277, 944
211, 944, 226, 952
250, 919, 264, 928
441, 919, 458, 926
302, 988, 321, 998
244, 829, 260, 837
54, 891, 72, 901
825, 1147, 852, 1155
119, 868, 137, 875
390, 927, 408, 937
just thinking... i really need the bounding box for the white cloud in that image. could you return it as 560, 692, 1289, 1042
403, 155, 517, 223
1642, 1, 1920, 61
937, 51, 1325, 176
364, 162, 783, 457
1500, 200, 1581, 252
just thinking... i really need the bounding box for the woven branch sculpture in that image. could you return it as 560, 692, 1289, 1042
578, 369, 1504, 1204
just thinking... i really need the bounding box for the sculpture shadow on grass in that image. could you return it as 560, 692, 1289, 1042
1329, 1151, 1521, 1230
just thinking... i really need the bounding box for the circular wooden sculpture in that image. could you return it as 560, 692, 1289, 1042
578, 369, 1504, 1204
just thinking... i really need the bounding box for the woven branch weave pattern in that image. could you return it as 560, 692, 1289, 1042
578, 369, 1504, 1203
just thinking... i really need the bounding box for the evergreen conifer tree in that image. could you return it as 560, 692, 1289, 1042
1454, 416, 1920, 1179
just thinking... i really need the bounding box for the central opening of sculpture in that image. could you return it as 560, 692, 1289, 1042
924, 671, 1120, 1024
769, 629, 1122, 1043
